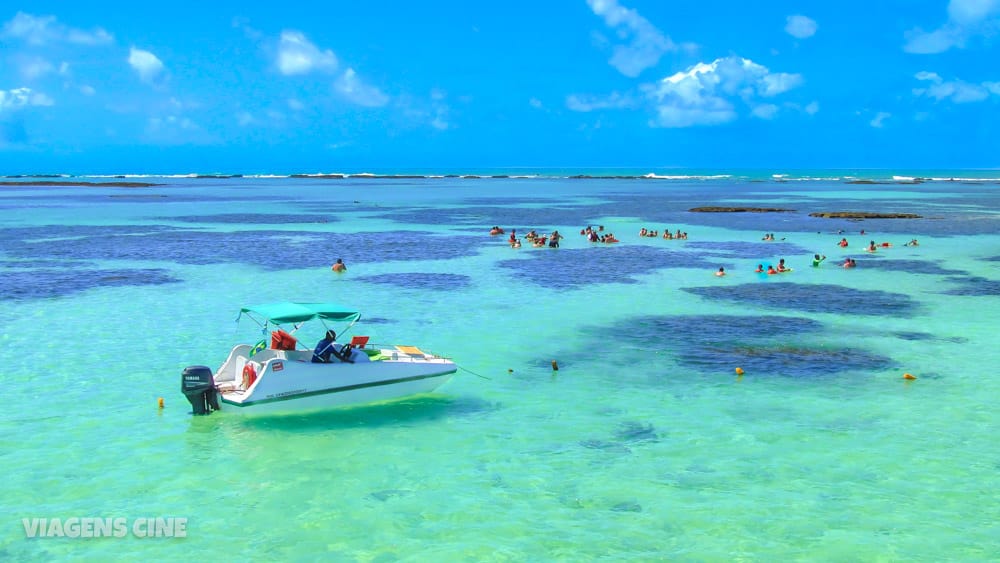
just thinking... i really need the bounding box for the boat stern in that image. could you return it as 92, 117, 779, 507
181, 365, 221, 415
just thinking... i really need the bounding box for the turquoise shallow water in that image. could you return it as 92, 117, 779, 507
2, 175, 1000, 560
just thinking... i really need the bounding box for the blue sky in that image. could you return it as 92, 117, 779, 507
1, 0, 999, 173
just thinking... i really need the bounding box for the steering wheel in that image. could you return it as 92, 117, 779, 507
335, 344, 354, 362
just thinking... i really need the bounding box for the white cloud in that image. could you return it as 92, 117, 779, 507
566, 91, 636, 112
643, 56, 803, 127
904, 26, 964, 53
949, 0, 1000, 24
0, 87, 53, 110
232, 16, 263, 41
16, 56, 55, 80
785, 15, 818, 39
1, 12, 113, 45
429, 90, 451, 130
144, 114, 214, 145
276, 31, 337, 75
148, 115, 196, 131
870, 112, 891, 128
904, 0, 1000, 53
288, 98, 305, 111
430, 116, 449, 130
912, 70, 997, 102
805, 101, 820, 114
422, 88, 451, 131
1, 12, 54, 45
0, 89, 31, 110
650, 104, 734, 127
334, 68, 389, 107
396, 91, 454, 130
752, 104, 779, 119
128, 47, 165, 84
30, 92, 54, 106
80, 85, 96, 96
587, 0, 677, 77
760, 72, 804, 96
67, 27, 113, 45
236, 112, 255, 126
529, 97, 543, 109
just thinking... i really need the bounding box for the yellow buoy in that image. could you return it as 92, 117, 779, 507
551, 360, 559, 371
735, 367, 744, 375
158, 397, 164, 409
903, 373, 917, 380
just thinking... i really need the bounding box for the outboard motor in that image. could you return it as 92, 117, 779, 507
181, 365, 220, 415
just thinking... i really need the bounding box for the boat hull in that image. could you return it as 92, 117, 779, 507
214, 346, 457, 416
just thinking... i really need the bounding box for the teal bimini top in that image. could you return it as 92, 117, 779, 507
239, 302, 362, 325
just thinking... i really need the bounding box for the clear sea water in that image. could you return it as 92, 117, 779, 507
2, 172, 999, 560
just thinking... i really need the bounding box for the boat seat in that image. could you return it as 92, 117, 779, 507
395, 345, 428, 358
278, 349, 313, 362
270, 329, 297, 351
250, 349, 278, 363
347, 347, 371, 363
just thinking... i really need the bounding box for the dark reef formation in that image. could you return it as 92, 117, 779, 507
808, 211, 922, 219
689, 207, 796, 213
0, 181, 159, 187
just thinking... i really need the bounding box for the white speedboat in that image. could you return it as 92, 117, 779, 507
181, 302, 457, 416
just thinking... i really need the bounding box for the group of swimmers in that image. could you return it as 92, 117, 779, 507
581, 225, 619, 243
640, 227, 689, 239
720, 232, 923, 276
838, 237, 917, 249
752, 258, 793, 275
495, 224, 679, 247
494, 223, 918, 274
866, 240, 893, 252
495, 227, 563, 249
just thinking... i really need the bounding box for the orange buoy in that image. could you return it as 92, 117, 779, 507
551, 360, 559, 371
903, 373, 917, 380
735, 367, 744, 375
158, 397, 164, 409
